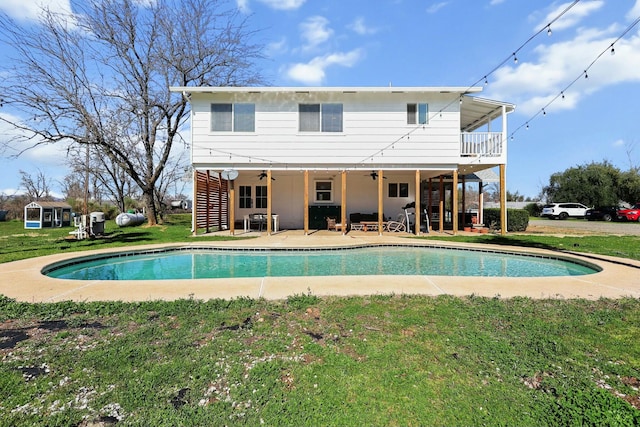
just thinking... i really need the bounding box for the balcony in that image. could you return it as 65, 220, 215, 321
460, 132, 503, 157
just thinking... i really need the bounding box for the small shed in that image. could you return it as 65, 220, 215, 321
24, 201, 73, 229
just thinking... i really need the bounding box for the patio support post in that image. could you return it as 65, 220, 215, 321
378, 169, 384, 235
303, 170, 309, 235
428, 178, 433, 229
439, 175, 444, 232
267, 170, 273, 235
479, 182, 484, 226
500, 164, 507, 235
415, 170, 421, 235
452, 169, 458, 235
228, 176, 235, 236
191, 168, 196, 235
462, 175, 466, 227
341, 170, 347, 235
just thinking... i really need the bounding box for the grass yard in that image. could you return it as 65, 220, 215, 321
1, 295, 639, 426
1, 215, 640, 425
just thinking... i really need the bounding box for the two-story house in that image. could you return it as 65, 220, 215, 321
170, 86, 515, 235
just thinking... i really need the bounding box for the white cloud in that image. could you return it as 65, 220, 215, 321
285, 49, 363, 85
265, 37, 288, 56
612, 139, 625, 147
486, 23, 640, 115
348, 17, 378, 35
536, 0, 603, 32
0, 0, 73, 22
257, 0, 306, 10
299, 16, 333, 51
426, 2, 449, 14
236, 0, 250, 13
628, 0, 640, 21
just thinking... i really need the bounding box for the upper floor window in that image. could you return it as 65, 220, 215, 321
407, 103, 428, 125
211, 103, 255, 132
299, 103, 343, 132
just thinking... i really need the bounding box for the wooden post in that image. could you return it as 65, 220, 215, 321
192, 168, 197, 235
462, 175, 466, 228
439, 175, 444, 232
378, 169, 384, 235
500, 164, 507, 235
304, 170, 309, 235
452, 169, 458, 235
228, 178, 235, 236
414, 170, 421, 235
341, 170, 347, 235
267, 170, 272, 235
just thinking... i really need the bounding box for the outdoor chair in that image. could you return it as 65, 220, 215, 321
326, 217, 345, 232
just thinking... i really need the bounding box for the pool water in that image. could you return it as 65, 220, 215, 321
44, 246, 599, 280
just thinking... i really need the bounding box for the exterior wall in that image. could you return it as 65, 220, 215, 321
232, 171, 418, 229
189, 91, 463, 170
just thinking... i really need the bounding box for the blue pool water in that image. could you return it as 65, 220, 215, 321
43, 245, 599, 280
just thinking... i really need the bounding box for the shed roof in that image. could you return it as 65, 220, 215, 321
26, 201, 73, 209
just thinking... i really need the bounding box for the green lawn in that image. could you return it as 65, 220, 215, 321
1, 215, 639, 425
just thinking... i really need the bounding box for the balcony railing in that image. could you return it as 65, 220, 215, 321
460, 132, 503, 157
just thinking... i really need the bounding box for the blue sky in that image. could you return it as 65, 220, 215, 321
1, 0, 640, 200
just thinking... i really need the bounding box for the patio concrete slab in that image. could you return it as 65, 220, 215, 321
1, 231, 638, 302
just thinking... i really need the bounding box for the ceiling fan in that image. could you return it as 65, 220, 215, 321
366, 171, 387, 180
258, 170, 275, 181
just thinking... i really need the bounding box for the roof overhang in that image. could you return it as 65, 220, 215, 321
460, 96, 515, 132
170, 86, 484, 95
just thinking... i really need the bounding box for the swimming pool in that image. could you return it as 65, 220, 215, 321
43, 245, 600, 280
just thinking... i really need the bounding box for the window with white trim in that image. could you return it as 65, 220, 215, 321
299, 103, 343, 132
211, 103, 255, 132
407, 103, 428, 125
314, 180, 333, 202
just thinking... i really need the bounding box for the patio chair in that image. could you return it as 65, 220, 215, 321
326, 217, 344, 232
249, 214, 266, 231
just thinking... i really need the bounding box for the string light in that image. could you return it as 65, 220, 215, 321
509, 13, 640, 140
547, 25, 552, 36
513, 53, 518, 64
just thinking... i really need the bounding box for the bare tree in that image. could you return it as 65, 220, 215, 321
0, 0, 263, 225
19, 169, 52, 201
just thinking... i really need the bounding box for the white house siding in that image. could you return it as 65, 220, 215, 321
189, 91, 463, 170
174, 87, 515, 232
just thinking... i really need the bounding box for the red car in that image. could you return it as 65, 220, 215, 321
617, 203, 640, 221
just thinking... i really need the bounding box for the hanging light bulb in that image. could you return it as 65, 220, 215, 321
484, 76, 488, 86
513, 53, 518, 64
542, 109, 546, 116
561, 91, 565, 99
584, 70, 589, 79
526, 123, 529, 130
547, 26, 552, 36
610, 45, 615, 55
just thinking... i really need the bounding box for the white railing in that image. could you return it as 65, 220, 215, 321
460, 132, 503, 157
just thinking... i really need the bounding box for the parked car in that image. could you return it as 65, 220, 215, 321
541, 203, 589, 220
585, 206, 622, 222
617, 203, 640, 222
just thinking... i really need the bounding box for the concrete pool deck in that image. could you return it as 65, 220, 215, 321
1, 230, 639, 302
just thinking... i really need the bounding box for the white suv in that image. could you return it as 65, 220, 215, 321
541, 203, 589, 220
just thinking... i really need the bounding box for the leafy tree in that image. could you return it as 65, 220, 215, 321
542, 161, 621, 206
0, 0, 263, 225
618, 168, 640, 204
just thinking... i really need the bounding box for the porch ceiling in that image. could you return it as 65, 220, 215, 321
460, 96, 515, 132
